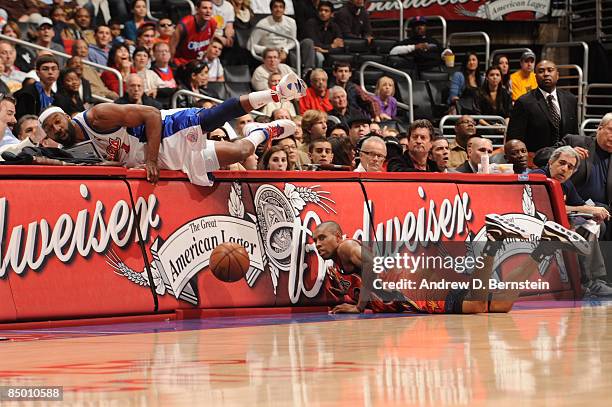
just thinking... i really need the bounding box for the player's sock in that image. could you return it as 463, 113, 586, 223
242, 120, 296, 149
248, 90, 278, 110
243, 128, 267, 148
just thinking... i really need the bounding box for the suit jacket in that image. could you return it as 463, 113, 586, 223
507, 88, 578, 152
539, 134, 612, 205
454, 160, 476, 173
387, 149, 439, 172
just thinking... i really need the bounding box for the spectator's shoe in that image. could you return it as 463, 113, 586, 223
482, 214, 530, 257
275, 72, 307, 102
584, 279, 612, 297
244, 119, 296, 148
531, 221, 590, 262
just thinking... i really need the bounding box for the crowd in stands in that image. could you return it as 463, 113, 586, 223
1, 0, 612, 296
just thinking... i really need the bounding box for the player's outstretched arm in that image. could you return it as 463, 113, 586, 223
89, 103, 163, 183
330, 240, 373, 314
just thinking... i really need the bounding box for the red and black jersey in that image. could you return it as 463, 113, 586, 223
174, 15, 217, 65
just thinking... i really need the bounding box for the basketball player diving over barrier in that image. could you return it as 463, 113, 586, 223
314, 214, 590, 314
37, 73, 307, 185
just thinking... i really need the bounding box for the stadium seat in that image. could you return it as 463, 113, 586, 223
386, 55, 416, 70
224, 65, 251, 83
397, 80, 434, 121
225, 82, 252, 99
362, 70, 384, 92
425, 80, 450, 121
326, 54, 355, 68
343, 38, 370, 53
207, 82, 228, 100
357, 54, 386, 66
419, 71, 450, 81
374, 39, 398, 54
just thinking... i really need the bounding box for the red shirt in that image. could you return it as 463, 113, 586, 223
299, 87, 333, 114
174, 15, 217, 65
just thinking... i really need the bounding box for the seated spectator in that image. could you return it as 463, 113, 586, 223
74, 7, 96, 45
133, 46, 164, 98
13, 115, 39, 142
331, 62, 380, 120
369, 122, 382, 136
53, 67, 89, 116
230, 0, 255, 30
109, 19, 128, 47
270, 108, 291, 120
293, 115, 304, 145
258, 145, 289, 170
248, 0, 315, 70
530, 146, 612, 296
204, 37, 225, 82
328, 86, 359, 128
347, 115, 370, 147
355, 136, 386, 172
88, 25, 113, 66
155, 18, 176, 45
387, 119, 438, 172
212, 0, 235, 47
429, 136, 450, 172
152, 42, 177, 89
327, 123, 349, 139
504, 139, 528, 174
64, 57, 94, 105
114, 73, 163, 108
35, 18, 66, 66
123, 0, 151, 43
0, 95, 18, 148
5, 112, 61, 152
398, 133, 409, 152
15, 55, 59, 119
303, 1, 343, 67
136, 23, 157, 53
510, 51, 537, 101
492, 53, 510, 89
170, 0, 218, 66
70, 43, 119, 100
50, 5, 76, 47
299, 68, 333, 114
101, 43, 133, 95
455, 137, 493, 173
309, 139, 334, 167
474, 66, 512, 119
177, 60, 219, 107
0, 41, 28, 93
275, 135, 309, 169
294, 0, 319, 39
334, 0, 373, 43
234, 113, 254, 136
301, 109, 328, 152
251, 47, 293, 91
328, 134, 354, 166
373, 76, 397, 121
262, 73, 297, 116
448, 51, 483, 109
2, 22, 36, 72
448, 114, 477, 168
390, 16, 447, 72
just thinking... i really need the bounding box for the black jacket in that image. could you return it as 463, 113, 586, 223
304, 18, 342, 50
454, 160, 475, 173
15, 83, 53, 119
507, 88, 578, 152
334, 3, 372, 39
387, 149, 439, 172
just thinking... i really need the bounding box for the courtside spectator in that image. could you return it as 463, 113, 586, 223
309, 139, 334, 166
328, 123, 349, 139
230, 0, 255, 30
331, 62, 380, 120
204, 37, 225, 82
249, 0, 316, 71
35, 18, 65, 65
88, 25, 113, 66
429, 136, 450, 172
270, 107, 292, 120
474, 66, 512, 118
70, 43, 119, 100
303, 1, 343, 67
258, 145, 289, 170
156, 18, 176, 45
234, 113, 254, 136
74, 7, 96, 45
53, 67, 90, 116
504, 139, 529, 174
171, 0, 218, 65
510, 51, 537, 101
507, 60, 578, 152
101, 43, 132, 95
212, 0, 235, 47
2, 22, 36, 72
347, 115, 370, 147
448, 115, 477, 168
251, 47, 293, 91
0, 95, 18, 148
64, 57, 94, 105
262, 72, 297, 116
387, 119, 438, 172
275, 136, 308, 169
390, 16, 446, 72
299, 68, 333, 114
15, 55, 59, 118
133, 47, 164, 98
455, 137, 493, 173
328, 86, 358, 128
374, 76, 397, 120
493, 53, 511, 89
448, 51, 483, 109
328, 135, 354, 166
334, 0, 373, 43
301, 109, 328, 153
355, 136, 386, 172
0, 41, 27, 93
176, 60, 219, 107
136, 23, 157, 52
152, 43, 177, 89
114, 73, 163, 108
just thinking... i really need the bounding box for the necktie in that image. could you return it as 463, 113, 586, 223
547, 94, 561, 138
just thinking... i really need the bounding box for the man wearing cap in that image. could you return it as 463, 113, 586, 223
510, 51, 537, 101
347, 115, 370, 148
390, 17, 448, 72
35, 17, 66, 66
14, 55, 60, 119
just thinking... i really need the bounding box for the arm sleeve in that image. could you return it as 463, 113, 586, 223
389, 44, 416, 56
448, 72, 464, 103
506, 99, 528, 141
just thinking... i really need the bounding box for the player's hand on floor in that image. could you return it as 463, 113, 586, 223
330, 303, 362, 314
145, 159, 159, 184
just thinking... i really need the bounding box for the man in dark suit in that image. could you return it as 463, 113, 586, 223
507, 60, 578, 153
455, 137, 493, 173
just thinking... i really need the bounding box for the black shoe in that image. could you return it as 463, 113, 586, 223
532, 221, 590, 261
485, 214, 530, 241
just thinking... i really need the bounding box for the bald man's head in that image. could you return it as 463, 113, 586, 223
504, 139, 528, 173
126, 73, 145, 103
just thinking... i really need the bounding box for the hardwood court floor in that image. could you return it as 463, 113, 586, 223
0, 303, 611, 406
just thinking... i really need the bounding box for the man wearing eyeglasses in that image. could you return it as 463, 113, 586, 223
355, 136, 386, 172
449, 115, 477, 169
14, 55, 59, 119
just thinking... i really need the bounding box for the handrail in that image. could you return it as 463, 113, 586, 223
359, 61, 413, 122
249, 26, 301, 77
556, 64, 584, 122
170, 89, 265, 116
579, 118, 601, 137
439, 115, 506, 147
327, 115, 341, 125
403, 15, 447, 48
541, 41, 589, 85
447, 31, 491, 67
395, 0, 404, 41
145, 0, 159, 21
91, 95, 114, 103
584, 83, 612, 119
0, 33, 124, 96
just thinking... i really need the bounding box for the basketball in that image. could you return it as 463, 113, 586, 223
209, 242, 250, 283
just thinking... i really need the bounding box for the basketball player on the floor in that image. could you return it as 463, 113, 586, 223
314, 215, 589, 314
39, 72, 307, 186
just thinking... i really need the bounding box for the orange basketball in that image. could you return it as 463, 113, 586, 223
209, 242, 250, 283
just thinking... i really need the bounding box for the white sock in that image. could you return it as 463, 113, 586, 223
248, 90, 278, 109
244, 128, 267, 149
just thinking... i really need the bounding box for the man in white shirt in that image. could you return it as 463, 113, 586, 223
0, 41, 27, 94
251, 48, 294, 91
248, 0, 316, 70
204, 37, 225, 82
212, 0, 235, 47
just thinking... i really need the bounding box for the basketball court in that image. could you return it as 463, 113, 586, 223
1, 301, 611, 406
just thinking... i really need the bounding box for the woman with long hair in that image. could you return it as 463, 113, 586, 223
258, 145, 289, 171
123, 0, 151, 43
176, 61, 220, 107
492, 53, 511, 89
300, 109, 328, 154
448, 51, 484, 106
475, 66, 512, 121
101, 43, 133, 94
230, 0, 255, 30
53, 67, 88, 116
